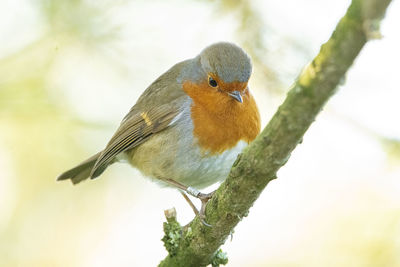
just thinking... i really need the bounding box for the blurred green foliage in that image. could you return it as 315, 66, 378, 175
0, 0, 117, 265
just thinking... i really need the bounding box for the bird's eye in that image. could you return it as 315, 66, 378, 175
208, 76, 218, 88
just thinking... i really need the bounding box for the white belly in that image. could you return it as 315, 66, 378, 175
169, 138, 247, 189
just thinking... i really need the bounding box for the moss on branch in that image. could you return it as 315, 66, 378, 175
159, 0, 393, 266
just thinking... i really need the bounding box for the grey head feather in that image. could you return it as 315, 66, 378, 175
177, 42, 252, 84
199, 42, 252, 83
176, 57, 204, 84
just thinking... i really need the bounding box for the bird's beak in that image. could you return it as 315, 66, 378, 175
228, 91, 243, 103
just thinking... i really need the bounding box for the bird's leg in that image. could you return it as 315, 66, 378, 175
183, 189, 215, 227
186, 188, 215, 213
180, 192, 199, 216
180, 192, 211, 227
161, 178, 215, 226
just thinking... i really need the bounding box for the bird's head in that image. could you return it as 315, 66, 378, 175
181, 42, 252, 107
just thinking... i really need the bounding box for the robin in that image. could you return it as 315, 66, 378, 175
57, 42, 261, 224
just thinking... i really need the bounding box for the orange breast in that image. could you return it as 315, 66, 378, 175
183, 80, 261, 154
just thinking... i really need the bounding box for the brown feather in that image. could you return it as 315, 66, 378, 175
90, 102, 182, 178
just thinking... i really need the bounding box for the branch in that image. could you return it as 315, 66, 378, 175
160, 0, 393, 266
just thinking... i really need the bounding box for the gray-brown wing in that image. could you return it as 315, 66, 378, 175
90, 102, 182, 178
121, 60, 189, 123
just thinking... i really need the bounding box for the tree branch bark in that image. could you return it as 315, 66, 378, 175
160, 0, 393, 266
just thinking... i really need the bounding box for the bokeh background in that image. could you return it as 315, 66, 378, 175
1, 0, 400, 266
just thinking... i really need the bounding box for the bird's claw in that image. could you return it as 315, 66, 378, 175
181, 190, 215, 227
198, 191, 215, 227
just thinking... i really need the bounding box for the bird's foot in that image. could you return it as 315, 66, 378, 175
181, 189, 215, 227
198, 191, 214, 218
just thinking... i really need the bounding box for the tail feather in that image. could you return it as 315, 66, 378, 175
57, 152, 102, 185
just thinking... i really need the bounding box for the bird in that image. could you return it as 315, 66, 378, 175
57, 42, 261, 224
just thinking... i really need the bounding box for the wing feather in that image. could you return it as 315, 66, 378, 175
90, 101, 182, 178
